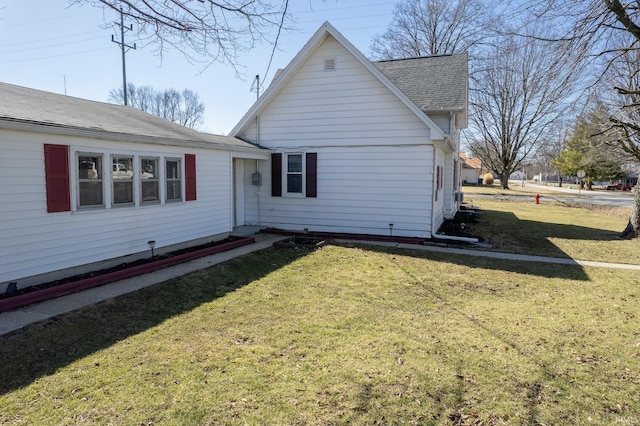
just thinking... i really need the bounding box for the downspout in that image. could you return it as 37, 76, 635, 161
430, 141, 479, 244
256, 115, 262, 225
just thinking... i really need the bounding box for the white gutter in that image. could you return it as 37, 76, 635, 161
431, 232, 479, 243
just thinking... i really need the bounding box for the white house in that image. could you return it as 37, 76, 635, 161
0, 82, 268, 289
460, 153, 482, 185
510, 170, 526, 181
0, 21, 469, 290
230, 22, 468, 239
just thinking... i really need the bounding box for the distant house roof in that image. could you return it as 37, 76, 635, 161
0, 82, 261, 152
373, 53, 468, 121
459, 152, 481, 170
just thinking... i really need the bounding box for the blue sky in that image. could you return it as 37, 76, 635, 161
0, 1, 399, 134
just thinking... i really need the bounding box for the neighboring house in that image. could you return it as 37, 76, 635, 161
624, 172, 638, 188
0, 82, 267, 288
230, 22, 468, 239
459, 152, 481, 185
510, 170, 526, 181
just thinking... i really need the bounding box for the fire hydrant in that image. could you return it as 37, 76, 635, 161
535, 193, 540, 204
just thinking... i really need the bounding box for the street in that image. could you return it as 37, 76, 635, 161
465, 181, 635, 208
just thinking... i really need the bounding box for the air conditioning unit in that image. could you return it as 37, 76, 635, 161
454, 192, 464, 202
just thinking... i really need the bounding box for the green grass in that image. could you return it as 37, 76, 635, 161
2, 242, 640, 425
461, 195, 638, 265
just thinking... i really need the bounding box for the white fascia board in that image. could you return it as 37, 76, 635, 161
229, 22, 446, 141
231, 151, 270, 160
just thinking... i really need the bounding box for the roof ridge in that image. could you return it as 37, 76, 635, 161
373, 52, 466, 63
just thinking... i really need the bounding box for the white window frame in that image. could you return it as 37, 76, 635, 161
76, 152, 105, 209
140, 157, 161, 205
165, 157, 183, 202
111, 154, 135, 206
284, 153, 305, 197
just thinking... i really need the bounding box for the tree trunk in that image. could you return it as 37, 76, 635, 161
621, 187, 640, 238
500, 174, 509, 189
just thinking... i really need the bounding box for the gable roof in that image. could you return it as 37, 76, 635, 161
373, 54, 468, 120
230, 22, 449, 141
0, 82, 261, 152
463, 157, 482, 170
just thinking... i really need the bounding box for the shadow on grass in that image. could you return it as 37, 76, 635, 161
0, 248, 310, 395
357, 243, 591, 281
470, 209, 622, 260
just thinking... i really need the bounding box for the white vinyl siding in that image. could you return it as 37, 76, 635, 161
250, 37, 431, 149
0, 130, 234, 286
238, 36, 437, 237
242, 146, 435, 238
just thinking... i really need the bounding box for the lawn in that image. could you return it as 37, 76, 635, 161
1, 240, 640, 424
461, 190, 637, 265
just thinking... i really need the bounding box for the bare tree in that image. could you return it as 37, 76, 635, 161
519, 0, 640, 237
532, 119, 570, 186
110, 83, 205, 129
369, 0, 494, 59
468, 28, 584, 189
70, 0, 291, 72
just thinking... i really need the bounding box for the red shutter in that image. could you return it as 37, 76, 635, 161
305, 152, 317, 198
44, 144, 70, 213
271, 153, 282, 197
185, 154, 197, 201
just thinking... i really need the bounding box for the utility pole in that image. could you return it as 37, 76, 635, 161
111, 8, 136, 106
250, 74, 261, 101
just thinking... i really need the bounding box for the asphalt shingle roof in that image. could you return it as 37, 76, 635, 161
373, 53, 468, 113
0, 82, 257, 150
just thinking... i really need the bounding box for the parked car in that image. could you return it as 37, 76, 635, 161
605, 183, 633, 191
112, 163, 133, 179
112, 163, 154, 180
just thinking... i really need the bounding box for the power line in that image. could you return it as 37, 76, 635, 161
0, 47, 113, 64
0, 30, 105, 48
0, 36, 105, 54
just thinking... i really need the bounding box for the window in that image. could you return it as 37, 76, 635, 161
45, 150, 195, 213
286, 154, 303, 194
78, 154, 103, 207
141, 158, 160, 203
112, 155, 134, 205
166, 158, 182, 201
271, 152, 317, 198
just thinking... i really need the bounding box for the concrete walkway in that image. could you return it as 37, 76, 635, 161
2, 234, 639, 336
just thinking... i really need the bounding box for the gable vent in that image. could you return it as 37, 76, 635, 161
323, 58, 336, 72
